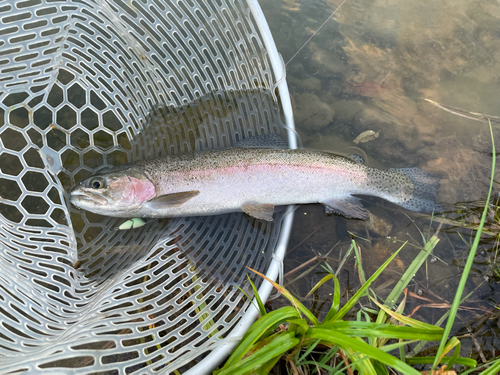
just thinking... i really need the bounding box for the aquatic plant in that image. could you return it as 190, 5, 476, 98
214, 238, 473, 374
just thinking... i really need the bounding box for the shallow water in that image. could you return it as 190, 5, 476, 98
260, 0, 500, 363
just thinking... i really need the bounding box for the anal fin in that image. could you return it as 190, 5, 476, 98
321, 195, 368, 220
242, 203, 274, 221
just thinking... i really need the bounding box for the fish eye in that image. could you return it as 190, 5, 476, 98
90, 177, 105, 189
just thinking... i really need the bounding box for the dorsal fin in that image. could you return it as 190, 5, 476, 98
347, 154, 365, 164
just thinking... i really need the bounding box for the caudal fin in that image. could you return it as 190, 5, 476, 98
392, 167, 441, 213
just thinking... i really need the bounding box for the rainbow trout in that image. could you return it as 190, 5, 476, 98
70, 139, 440, 221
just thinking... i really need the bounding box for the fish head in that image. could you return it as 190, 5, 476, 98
69, 167, 156, 216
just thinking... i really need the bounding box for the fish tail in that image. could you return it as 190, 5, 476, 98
392, 167, 441, 213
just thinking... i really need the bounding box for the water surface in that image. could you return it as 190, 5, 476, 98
260, 0, 500, 361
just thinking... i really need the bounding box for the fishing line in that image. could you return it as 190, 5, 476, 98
285, 0, 350, 66
260, 0, 350, 147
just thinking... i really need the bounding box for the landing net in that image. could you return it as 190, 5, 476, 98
0, 0, 295, 373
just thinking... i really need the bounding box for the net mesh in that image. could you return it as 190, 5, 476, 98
0, 0, 293, 373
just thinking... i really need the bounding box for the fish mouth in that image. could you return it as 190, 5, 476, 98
70, 189, 109, 207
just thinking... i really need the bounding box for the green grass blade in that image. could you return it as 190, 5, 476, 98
305, 356, 372, 374
324, 273, 341, 322
305, 328, 420, 374
298, 360, 338, 372
378, 340, 419, 353
331, 243, 406, 322
461, 357, 500, 374
371, 299, 442, 330
297, 339, 320, 364
246, 331, 286, 356
332, 350, 383, 374
342, 346, 377, 375
477, 358, 500, 375
318, 321, 443, 341
399, 340, 405, 365
439, 336, 460, 370
432, 120, 496, 370
305, 274, 334, 298
256, 355, 282, 375
217, 331, 299, 375
319, 344, 340, 366
247, 275, 266, 317
372, 359, 390, 375
406, 355, 477, 368
335, 241, 355, 276
385, 235, 439, 309
223, 306, 300, 366
288, 318, 309, 336
352, 237, 367, 285
247, 267, 320, 325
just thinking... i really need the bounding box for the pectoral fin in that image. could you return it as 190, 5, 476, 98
242, 203, 274, 221
321, 196, 368, 220
145, 190, 200, 209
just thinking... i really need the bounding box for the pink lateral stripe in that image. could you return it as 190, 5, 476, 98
168, 163, 362, 177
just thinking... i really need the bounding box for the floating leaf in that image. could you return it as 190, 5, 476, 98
353, 130, 380, 144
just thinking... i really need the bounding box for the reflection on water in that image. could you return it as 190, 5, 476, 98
261, 0, 500, 360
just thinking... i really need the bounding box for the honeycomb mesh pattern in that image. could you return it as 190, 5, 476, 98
0, 0, 293, 373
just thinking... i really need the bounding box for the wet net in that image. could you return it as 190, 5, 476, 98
0, 0, 295, 373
